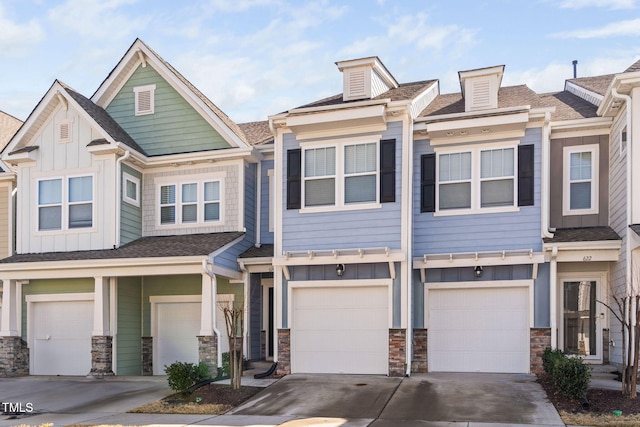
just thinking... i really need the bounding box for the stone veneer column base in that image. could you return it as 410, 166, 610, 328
142, 337, 153, 376
276, 329, 290, 376
603, 328, 610, 364
260, 330, 266, 360
0, 337, 29, 377
198, 335, 218, 376
89, 336, 114, 376
411, 328, 428, 373
389, 328, 406, 377
530, 328, 551, 375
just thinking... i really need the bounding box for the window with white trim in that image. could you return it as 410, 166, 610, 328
563, 144, 599, 215
38, 175, 93, 231
302, 141, 378, 209
134, 84, 156, 116
122, 173, 140, 207
620, 125, 628, 157
157, 177, 223, 226
436, 145, 517, 213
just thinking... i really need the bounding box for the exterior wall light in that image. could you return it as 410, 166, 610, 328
474, 265, 483, 278
336, 264, 345, 277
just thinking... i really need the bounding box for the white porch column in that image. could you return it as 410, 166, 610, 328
550, 247, 558, 349
92, 277, 110, 336
0, 280, 19, 337
200, 272, 215, 336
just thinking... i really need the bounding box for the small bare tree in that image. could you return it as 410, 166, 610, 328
598, 260, 640, 397
221, 301, 244, 390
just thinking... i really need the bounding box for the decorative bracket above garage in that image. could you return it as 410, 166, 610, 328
414, 249, 545, 283
273, 246, 404, 280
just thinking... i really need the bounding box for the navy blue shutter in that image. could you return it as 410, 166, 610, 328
287, 149, 301, 209
421, 153, 436, 213
379, 139, 395, 203
518, 144, 534, 207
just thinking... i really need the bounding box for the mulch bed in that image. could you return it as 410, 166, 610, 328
185, 383, 263, 406
538, 373, 640, 415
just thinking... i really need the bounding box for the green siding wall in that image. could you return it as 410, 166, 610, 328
21, 278, 94, 341
120, 164, 142, 245
106, 65, 231, 156
117, 277, 142, 375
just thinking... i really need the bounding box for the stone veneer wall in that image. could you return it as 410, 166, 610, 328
389, 328, 406, 377
412, 328, 428, 373
90, 336, 114, 376
0, 337, 29, 377
198, 335, 218, 376
142, 337, 153, 376
276, 329, 290, 375
530, 328, 551, 375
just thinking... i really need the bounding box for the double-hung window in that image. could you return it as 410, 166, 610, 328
344, 143, 377, 203
563, 145, 598, 215
480, 148, 515, 208
158, 176, 223, 226
438, 152, 472, 210
38, 175, 93, 231
304, 147, 336, 207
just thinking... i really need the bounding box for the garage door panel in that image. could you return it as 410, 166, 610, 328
156, 301, 200, 374
292, 286, 388, 375
429, 287, 529, 373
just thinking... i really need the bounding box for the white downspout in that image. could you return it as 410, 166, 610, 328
612, 87, 633, 363
541, 112, 554, 239
255, 161, 262, 247
202, 259, 222, 368
115, 150, 130, 248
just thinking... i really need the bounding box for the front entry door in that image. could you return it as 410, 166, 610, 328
563, 280, 602, 360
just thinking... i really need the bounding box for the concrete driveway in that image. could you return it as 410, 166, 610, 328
232, 373, 565, 426
0, 375, 170, 427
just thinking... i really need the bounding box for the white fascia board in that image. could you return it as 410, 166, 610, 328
550, 116, 612, 131
543, 240, 622, 251
598, 72, 640, 116
286, 104, 387, 139
413, 251, 544, 269
138, 147, 259, 168
426, 111, 529, 133
415, 105, 529, 125
565, 81, 604, 106
3, 149, 38, 164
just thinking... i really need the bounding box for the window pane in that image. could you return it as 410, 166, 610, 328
161, 185, 175, 204
39, 179, 62, 205
439, 182, 471, 209
481, 179, 514, 207
345, 143, 376, 174
305, 178, 335, 206
69, 176, 92, 202
570, 182, 592, 209
481, 148, 514, 178
69, 203, 92, 228
126, 179, 137, 200
182, 204, 197, 223
345, 175, 376, 203
204, 181, 220, 201
439, 153, 471, 181
182, 183, 197, 203
161, 206, 175, 224
570, 152, 592, 180
39, 206, 61, 230
305, 147, 335, 177
205, 202, 220, 221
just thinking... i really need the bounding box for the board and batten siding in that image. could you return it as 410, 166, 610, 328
117, 277, 142, 375
142, 164, 240, 236
18, 107, 116, 253
0, 184, 10, 259
412, 127, 543, 255
549, 134, 609, 228
281, 121, 403, 252
120, 164, 142, 245
105, 64, 231, 156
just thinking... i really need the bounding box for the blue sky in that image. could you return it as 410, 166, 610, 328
1, 0, 639, 123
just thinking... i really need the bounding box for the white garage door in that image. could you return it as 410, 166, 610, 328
428, 286, 529, 373
31, 300, 93, 375
292, 286, 388, 374
155, 301, 201, 374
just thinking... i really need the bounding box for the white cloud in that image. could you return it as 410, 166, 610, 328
0, 4, 44, 57
558, 0, 637, 8
47, 0, 149, 40
552, 18, 640, 38
206, 0, 281, 12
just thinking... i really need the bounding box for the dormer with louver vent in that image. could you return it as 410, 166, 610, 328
459, 65, 504, 112
336, 57, 399, 102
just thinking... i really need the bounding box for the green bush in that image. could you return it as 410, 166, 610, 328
164, 361, 210, 393
541, 347, 591, 399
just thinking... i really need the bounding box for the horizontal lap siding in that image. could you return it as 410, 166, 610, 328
412, 128, 543, 255
117, 277, 142, 375
260, 159, 274, 244
281, 122, 403, 252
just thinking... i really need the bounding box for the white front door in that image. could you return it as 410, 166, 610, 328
561, 279, 603, 361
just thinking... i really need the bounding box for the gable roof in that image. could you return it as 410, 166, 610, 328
92, 39, 249, 149
625, 59, 640, 73
538, 91, 599, 121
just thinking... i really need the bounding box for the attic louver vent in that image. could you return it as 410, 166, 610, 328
57, 122, 71, 143
134, 84, 156, 116
348, 69, 367, 98
471, 79, 491, 109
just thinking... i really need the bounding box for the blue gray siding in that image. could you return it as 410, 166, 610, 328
413, 128, 543, 255
260, 159, 274, 245
281, 121, 404, 252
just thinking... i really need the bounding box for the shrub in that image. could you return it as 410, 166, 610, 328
541, 347, 591, 399
164, 361, 210, 393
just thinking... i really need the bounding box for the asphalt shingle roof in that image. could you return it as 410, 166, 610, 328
239, 244, 274, 258
237, 121, 273, 146
566, 74, 615, 96
543, 227, 621, 243
538, 91, 599, 121
0, 232, 244, 264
